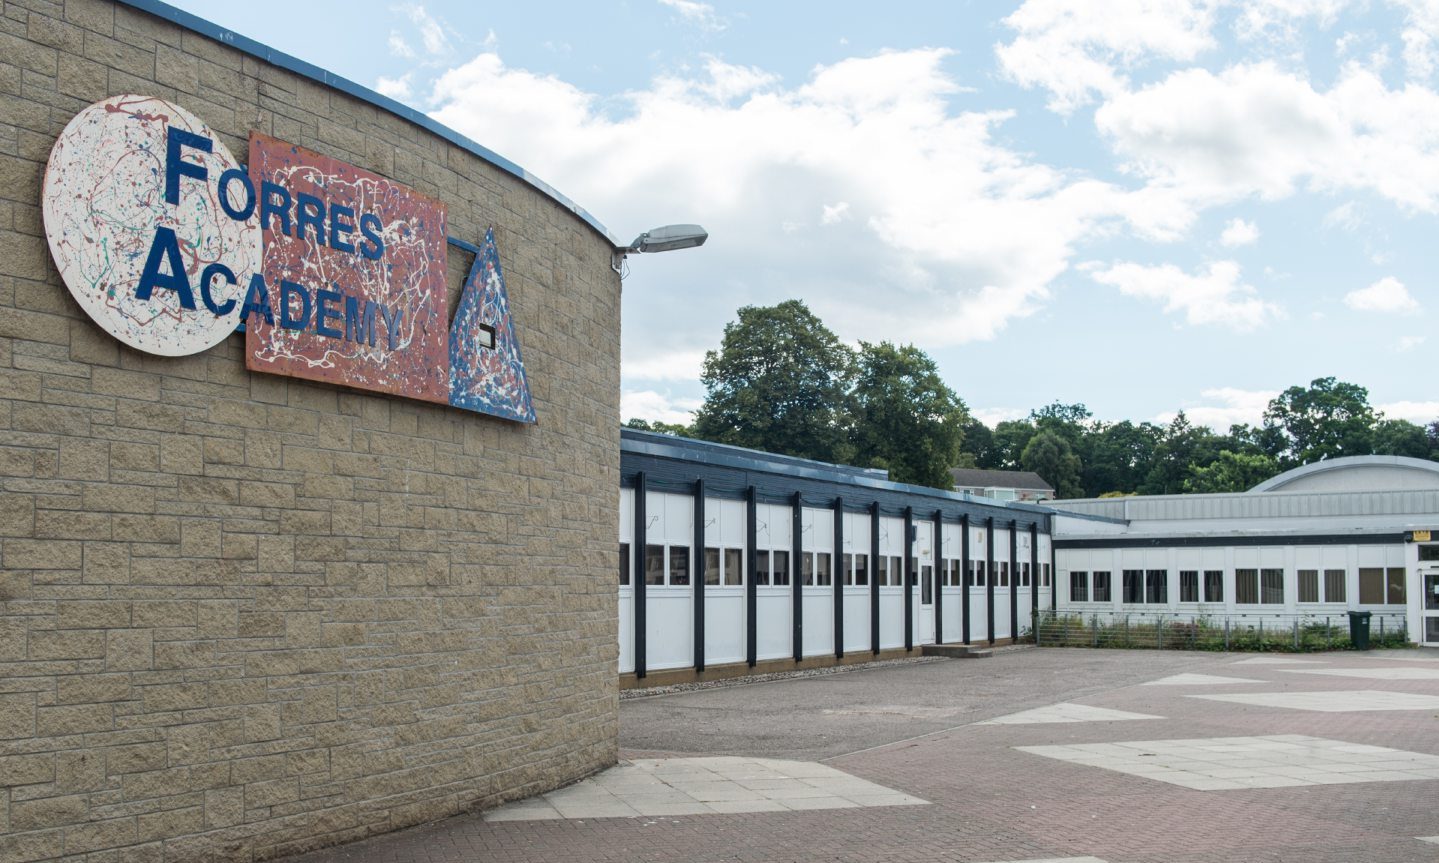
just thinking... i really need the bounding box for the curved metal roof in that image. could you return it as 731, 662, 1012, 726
1248, 455, 1439, 492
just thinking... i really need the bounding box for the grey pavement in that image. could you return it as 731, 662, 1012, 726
279, 646, 1439, 863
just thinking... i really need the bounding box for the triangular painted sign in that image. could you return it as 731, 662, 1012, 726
448, 229, 537, 423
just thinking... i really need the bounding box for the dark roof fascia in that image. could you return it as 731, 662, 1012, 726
116, 0, 619, 247
620, 429, 1051, 523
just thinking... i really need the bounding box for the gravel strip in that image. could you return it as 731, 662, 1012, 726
619, 646, 1034, 700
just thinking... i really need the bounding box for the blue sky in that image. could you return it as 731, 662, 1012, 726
170, 0, 1439, 431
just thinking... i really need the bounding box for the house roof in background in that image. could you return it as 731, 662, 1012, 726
949, 468, 1053, 491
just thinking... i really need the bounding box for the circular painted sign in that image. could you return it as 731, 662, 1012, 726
42, 95, 260, 356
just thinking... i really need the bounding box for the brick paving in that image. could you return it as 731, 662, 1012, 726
278, 648, 1439, 863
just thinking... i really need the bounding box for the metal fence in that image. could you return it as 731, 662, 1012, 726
1033, 609, 1409, 652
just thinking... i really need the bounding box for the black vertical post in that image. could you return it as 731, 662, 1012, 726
693, 479, 706, 673
1009, 520, 1019, 642
961, 514, 971, 645
1030, 522, 1040, 630
1049, 525, 1058, 612
903, 506, 914, 652
870, 502, 880, 655
833, 497, 844, 660
746, 486, 757, 667
792, 491, 803, 663
634, 472, 647, 679
986, 517, 995, 646
933, 509, 943, 645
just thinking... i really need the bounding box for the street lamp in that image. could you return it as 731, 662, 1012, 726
612, 224, 708, 274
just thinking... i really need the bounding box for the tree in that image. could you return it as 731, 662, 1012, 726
989, 420, 1037, 470
849, 342, 968, 488
1183, 450, 1279, 493
692, 300, 855, 463
624, 418, 694, 437
1262, 377, 1377, 466
1082, 420, 1160, 497
957, 414, 994, 468
1372, 418, 1433, 459
1140, 413, 1229, 495
1021, 430, 1084, 498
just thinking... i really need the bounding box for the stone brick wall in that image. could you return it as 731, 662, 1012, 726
0, 1, 622, 859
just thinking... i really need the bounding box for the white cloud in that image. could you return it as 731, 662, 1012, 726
621, 390, 704, 425
658, 0, 727, 33
972, 406, 1030, 428
1398, 334, 1427, 351
1219, 217, 1259, 246
623, 350, 707, 382
400, 3, 452, 56
1154, 386, 1278, 430
1403, 27, 1438, 79
1096, 60, 1439, 212
1087, 259, 1281, 330
1377, 399, 1439, 423
997, 0, 1220, 114
1323, 200, 1363, 230
375, 74, 413, 101
426, 48, 1166, 355
1344, 276, 1419, 312
388, 30, 415, 60
820, 201, 850, 225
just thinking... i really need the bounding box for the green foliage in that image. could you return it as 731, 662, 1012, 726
1020, 430, 1084, 498
1372, 418, 1434, 459
987, 420, 1036, 470
850, 342, 968, 488
1263, 376, 1378, 467
624, 418, 694, 437
692, 300, 855, 464
1035, 612, 1412, 653
1184, 450, 1280, 493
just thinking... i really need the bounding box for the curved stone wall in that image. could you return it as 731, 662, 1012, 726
0, 1, 620, 859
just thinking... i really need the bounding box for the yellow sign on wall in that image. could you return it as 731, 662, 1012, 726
1413, 530, 1432, 542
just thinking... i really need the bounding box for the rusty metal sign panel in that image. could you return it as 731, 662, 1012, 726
41, 95, 537, 424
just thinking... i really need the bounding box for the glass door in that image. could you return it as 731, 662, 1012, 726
1424, 573, 1439, 646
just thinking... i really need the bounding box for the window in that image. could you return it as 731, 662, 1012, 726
802, 553, 815, 586
755, 550, 771, 586
1361, 567, 1406, 604
816, 552, 832, 586
1180, 570, 1198, 603
1236, 568, 1258, 604
645, 544, 665, 586
725, 548, 743, 586
620, 542, 630, 586
1204, 570, 1223, 603
1122, 569, 1143, 604
1092, 571, 1111, 602
1146, 570, 1167, 604
1387, 567, 1406, 604
891, 555, 903, 586
972, 561, 985, 587
669, 545, 690, 586
1298, 569, 1318, 603
843, 553, 854, 586
910, 557, 919, 587
1021, 562, 1031, 587
921, 565, 933, 604
877, 556, 889, 586
1260, 568, 1283, 604
1043, 563, 1051, 587
999, 561, 1010, 587
705, 547, 722, 586
1324, 569, 1345, 603
1070, 571, 1089, 602
1419, 545, 1439, 561
855, 553, 869, 586
772, 550, 790, 586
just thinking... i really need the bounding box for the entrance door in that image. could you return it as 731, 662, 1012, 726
1425, 573, 1439, 646
915, 523, 934, 645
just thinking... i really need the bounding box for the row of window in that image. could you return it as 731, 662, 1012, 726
1068, 567, 1407, 605
618, 543, 1051, 592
